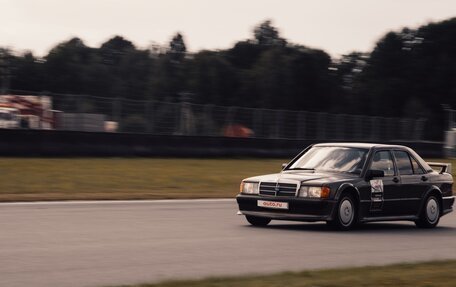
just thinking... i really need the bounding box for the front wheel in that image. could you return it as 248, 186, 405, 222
245, 215, 271, 227
327, 194, 357, 231
415, 195, 440, 228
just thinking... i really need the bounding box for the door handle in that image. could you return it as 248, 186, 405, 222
421, 176, 428, 181
392, 177, 399, 183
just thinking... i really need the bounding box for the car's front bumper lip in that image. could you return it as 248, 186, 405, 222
236, 194, 337, 222
237, 210, 333, 221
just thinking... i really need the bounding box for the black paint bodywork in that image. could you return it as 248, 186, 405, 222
236, 143, 455, 223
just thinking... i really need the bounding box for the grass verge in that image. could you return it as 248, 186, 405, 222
0, 157, 285, 202
114, 260, 456, 287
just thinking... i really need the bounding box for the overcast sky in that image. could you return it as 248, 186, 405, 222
1, 0, 455, 57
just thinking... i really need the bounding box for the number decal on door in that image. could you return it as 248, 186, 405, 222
370, 179, 384, 211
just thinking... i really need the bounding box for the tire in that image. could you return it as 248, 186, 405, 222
415, 195, 440, 228
327, 193, 357, 231
245, 215, 271, 227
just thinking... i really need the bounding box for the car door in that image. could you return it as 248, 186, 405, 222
392, 150, 429, 216
366, 150, 401, 217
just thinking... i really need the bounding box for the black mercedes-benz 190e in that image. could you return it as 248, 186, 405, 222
236, 143, 454, 230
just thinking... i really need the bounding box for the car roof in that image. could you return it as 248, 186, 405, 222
313, 142, 409, 150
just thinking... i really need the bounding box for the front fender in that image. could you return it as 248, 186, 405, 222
334, 182, 361, 201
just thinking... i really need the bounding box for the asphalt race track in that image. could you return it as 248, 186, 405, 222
1, 199, 456, 287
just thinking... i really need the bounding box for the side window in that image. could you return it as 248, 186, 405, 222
371, 151, 395, 176
410, 157, 424, 174
394, 151, 413, 175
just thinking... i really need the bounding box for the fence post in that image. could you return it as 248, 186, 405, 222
414, 118, 426, 140
369, 116, 377, 141
203, 104, 214, 136
353, 115, 363, 140
224, 106, 236, 137
350, 115, 357, 140
408, 118, 414, 139
225, 106, 235, 126
317, 112, 326, 139
297, 111, 306, 139
386, 117, 392, 140
337, 114, 345, 140
145, 101, 154, 133
253, 108, 262, 138
399, 118, 407, 140
113, 97, 122, 132
178, 101, 195, 136
273, 110, 284, 139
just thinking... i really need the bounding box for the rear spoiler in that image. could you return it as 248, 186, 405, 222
427, 162, 452, 174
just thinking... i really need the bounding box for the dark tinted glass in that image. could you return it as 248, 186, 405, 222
394, 151, 413, 175
371, 151, 395, 176
410, 157, 424, 174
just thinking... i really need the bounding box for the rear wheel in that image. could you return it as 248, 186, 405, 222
415, 195, 440, 228
245, 215, 271, 227
327, 193, 357, 231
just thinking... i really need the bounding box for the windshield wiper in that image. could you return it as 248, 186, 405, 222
287, 167, 315, 170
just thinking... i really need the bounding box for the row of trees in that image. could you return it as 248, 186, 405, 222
1, 18, 455, 138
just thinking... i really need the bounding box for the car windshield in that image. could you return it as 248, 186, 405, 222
288, 146, 368, 174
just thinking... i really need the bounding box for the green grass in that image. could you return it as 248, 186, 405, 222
0, 158, 286, 202
113, 260, 456, 287
0, 157, 454, 202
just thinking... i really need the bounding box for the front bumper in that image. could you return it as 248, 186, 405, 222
236, 194, 337, 222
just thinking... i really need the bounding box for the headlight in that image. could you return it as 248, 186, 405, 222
299, 186, 330, 198
240, 182, 259, 194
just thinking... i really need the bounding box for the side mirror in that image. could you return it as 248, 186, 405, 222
366, 169, 385, 180
281, 163, 288, 170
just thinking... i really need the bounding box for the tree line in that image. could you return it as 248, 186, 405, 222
0, 18, 455, 139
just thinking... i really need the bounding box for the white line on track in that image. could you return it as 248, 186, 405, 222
0, 198, 235, 206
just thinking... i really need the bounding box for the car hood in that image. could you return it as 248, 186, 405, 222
243, 170, 357, 185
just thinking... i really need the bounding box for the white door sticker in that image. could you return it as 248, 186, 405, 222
370, 179, 384, 194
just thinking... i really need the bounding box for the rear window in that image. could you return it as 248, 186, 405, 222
394, 151, 413, 175
410, 156, 424, 174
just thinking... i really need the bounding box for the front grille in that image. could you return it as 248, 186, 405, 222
259, 182, 276, 196
259, 182, 297, 197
